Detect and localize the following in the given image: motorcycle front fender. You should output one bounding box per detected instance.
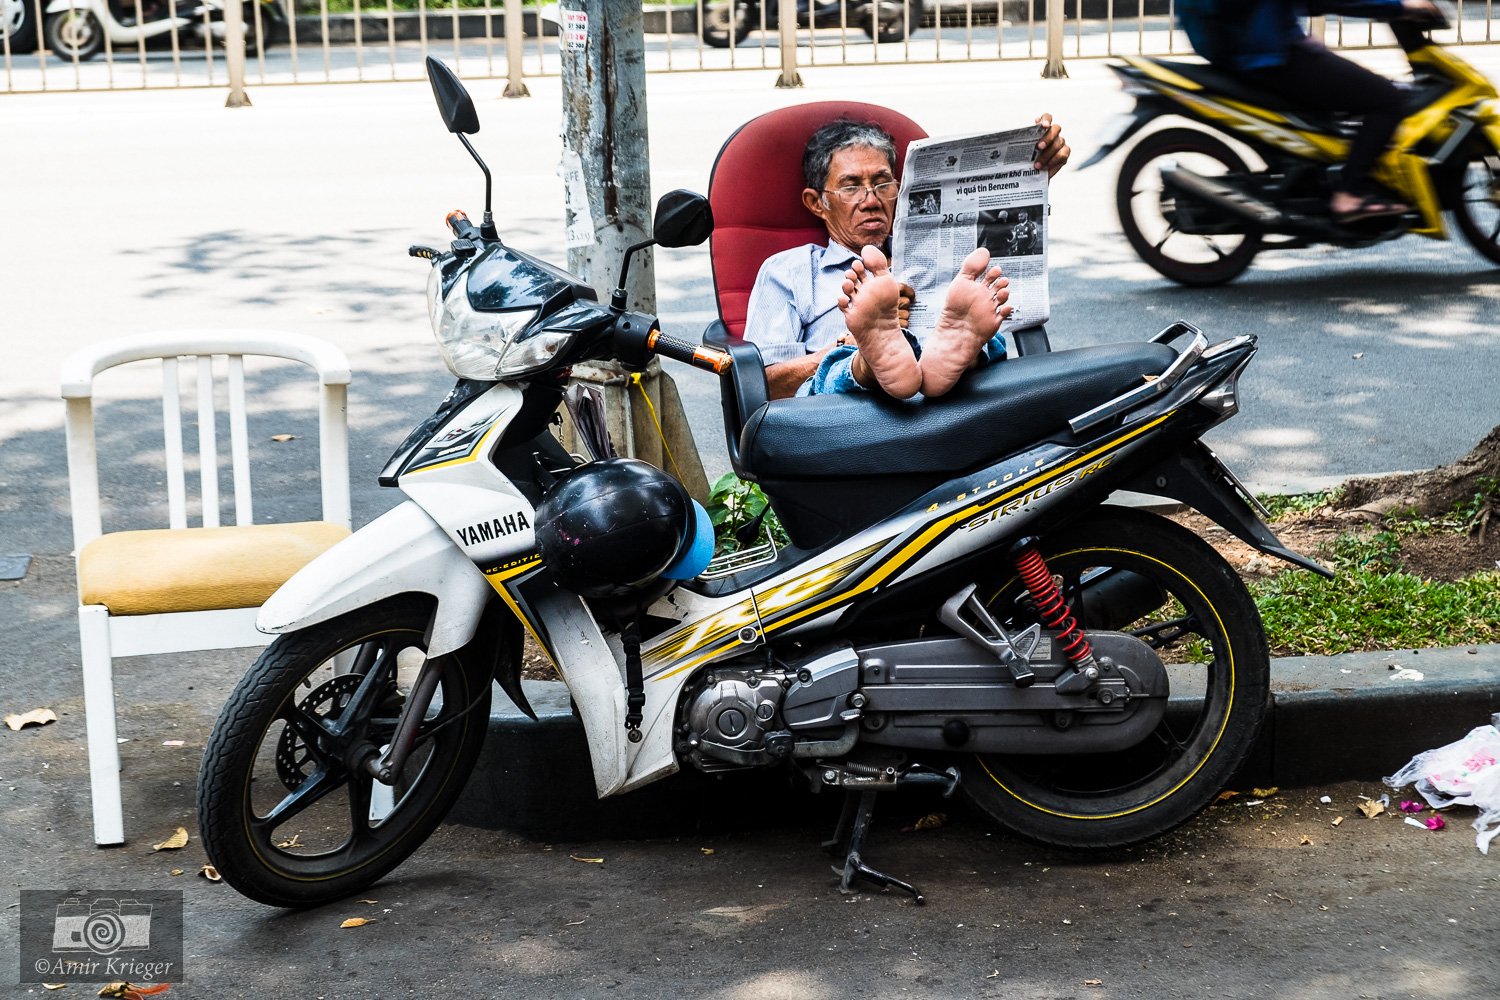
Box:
[44,0,90,13]
[257,500,493,657]
[1078,103,1162,171]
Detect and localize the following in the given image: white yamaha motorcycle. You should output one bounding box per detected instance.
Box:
[43,0,281,61]
[197,57,1328,908]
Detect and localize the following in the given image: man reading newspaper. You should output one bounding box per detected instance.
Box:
[742,115,1069,400]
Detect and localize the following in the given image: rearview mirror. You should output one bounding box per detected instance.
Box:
[426,56,480,135]
[653,190,713,248]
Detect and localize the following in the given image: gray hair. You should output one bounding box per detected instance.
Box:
[802,120,898,192]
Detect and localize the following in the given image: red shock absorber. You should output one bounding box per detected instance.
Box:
[1013,542,1095,668]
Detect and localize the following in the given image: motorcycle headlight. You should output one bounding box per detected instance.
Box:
[427,267,555,380]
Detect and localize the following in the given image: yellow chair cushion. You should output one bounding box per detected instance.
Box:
[78,521,352,616]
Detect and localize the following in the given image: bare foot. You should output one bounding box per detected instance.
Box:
[837,245,921,399]
[919,246,1011,398]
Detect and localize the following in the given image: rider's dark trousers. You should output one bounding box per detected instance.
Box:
[1233,38,1405,199]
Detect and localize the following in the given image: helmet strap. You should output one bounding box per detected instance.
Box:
[622,617,645,744]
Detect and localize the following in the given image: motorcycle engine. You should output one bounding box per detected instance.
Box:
[680,665,790,772]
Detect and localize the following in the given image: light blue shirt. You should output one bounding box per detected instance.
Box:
[742,241,861,365]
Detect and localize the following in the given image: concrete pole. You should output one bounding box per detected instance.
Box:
[503,0,529,98]
[776,0,802,88]
[1041,0,1067,80]
[223,0,251,107]
[560,0,654,309]
[556,0,708,501]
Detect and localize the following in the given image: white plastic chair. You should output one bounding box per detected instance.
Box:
[62,331,353,846]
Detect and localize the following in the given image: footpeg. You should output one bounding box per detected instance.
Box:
[940,583,1039,686]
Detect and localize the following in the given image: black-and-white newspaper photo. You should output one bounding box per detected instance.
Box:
[892,125,1050,341]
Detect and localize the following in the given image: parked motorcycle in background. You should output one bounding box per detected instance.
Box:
[2,0,40,52]
[1084,5,1500,285]
[43,0,283,61]
[701,0,924,47]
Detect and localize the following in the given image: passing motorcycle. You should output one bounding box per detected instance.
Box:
[701,0,923,47]
[197,56,1328,909]
[1083,7,1500,285]
[43,0,282,61]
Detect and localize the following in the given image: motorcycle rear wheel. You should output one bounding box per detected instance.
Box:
[700,1,751,47]
[1117,127,1262,286]
[1452,147,1500,265]
[959,508,1270,850]
[44,9,103,61]
[197,596,492,908]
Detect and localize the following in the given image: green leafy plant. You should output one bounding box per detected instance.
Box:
[705,473,788,556]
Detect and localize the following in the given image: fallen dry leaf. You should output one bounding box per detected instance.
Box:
[42,985,66,992]
[340,917,372,928]
[700,847,715,856]
[1084,979,1104,987]
[1332,816,1344,827]
[1299,835,1314,846]
[5,708,57,731]
[1216,790,1241,802]
[151,827,189,851]
[1252,787,1279,798]
[1358,799,1386,820]
[198,865,221,882]
[169,869,184,877]
[913,812,947,831]
[570,855,604,864]
[276,834,302,849]
[270,434,297,442]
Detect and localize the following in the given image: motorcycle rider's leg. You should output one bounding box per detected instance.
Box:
[1241,39,1407,220]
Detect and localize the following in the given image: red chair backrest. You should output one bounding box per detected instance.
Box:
[706,102,928,340]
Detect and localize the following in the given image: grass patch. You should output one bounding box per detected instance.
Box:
[1253,569,1500,656]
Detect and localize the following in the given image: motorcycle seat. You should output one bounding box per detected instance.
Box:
[734,340,1179,481]
[1147,58,1324,115]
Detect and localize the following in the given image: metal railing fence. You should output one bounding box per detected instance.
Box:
[2,1,1496,95]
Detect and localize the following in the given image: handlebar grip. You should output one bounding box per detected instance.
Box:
[446,210,481,241]
[647,330,732,375]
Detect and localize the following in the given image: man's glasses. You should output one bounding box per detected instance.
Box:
[822,180,900,205]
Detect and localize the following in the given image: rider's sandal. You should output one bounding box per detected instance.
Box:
[1332,195,1410,225]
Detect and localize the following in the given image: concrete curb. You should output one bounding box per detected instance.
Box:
[447,646,1499,840]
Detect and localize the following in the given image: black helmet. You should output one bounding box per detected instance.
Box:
[534,458,712,602]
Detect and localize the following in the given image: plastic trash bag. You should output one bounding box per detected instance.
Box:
[1386,714,1500,854]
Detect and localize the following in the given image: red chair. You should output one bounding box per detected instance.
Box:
[706,101,928,341]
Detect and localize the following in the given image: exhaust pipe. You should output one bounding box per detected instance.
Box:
[1159,162,1283,228]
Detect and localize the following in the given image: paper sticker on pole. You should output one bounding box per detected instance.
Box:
[564,9,588,52]
[559,148,597,249]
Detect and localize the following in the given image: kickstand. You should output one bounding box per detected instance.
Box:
[823,791,925,905]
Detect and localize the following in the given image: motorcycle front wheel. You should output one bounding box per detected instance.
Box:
[960,508,1270,850]
[1452,146,1500,265]
[44,9,103,60]
[197,596,493,908]
[700,1,751,47]
[1116,127,1262,286]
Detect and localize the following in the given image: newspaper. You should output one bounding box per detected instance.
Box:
[892,125,1049,341]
